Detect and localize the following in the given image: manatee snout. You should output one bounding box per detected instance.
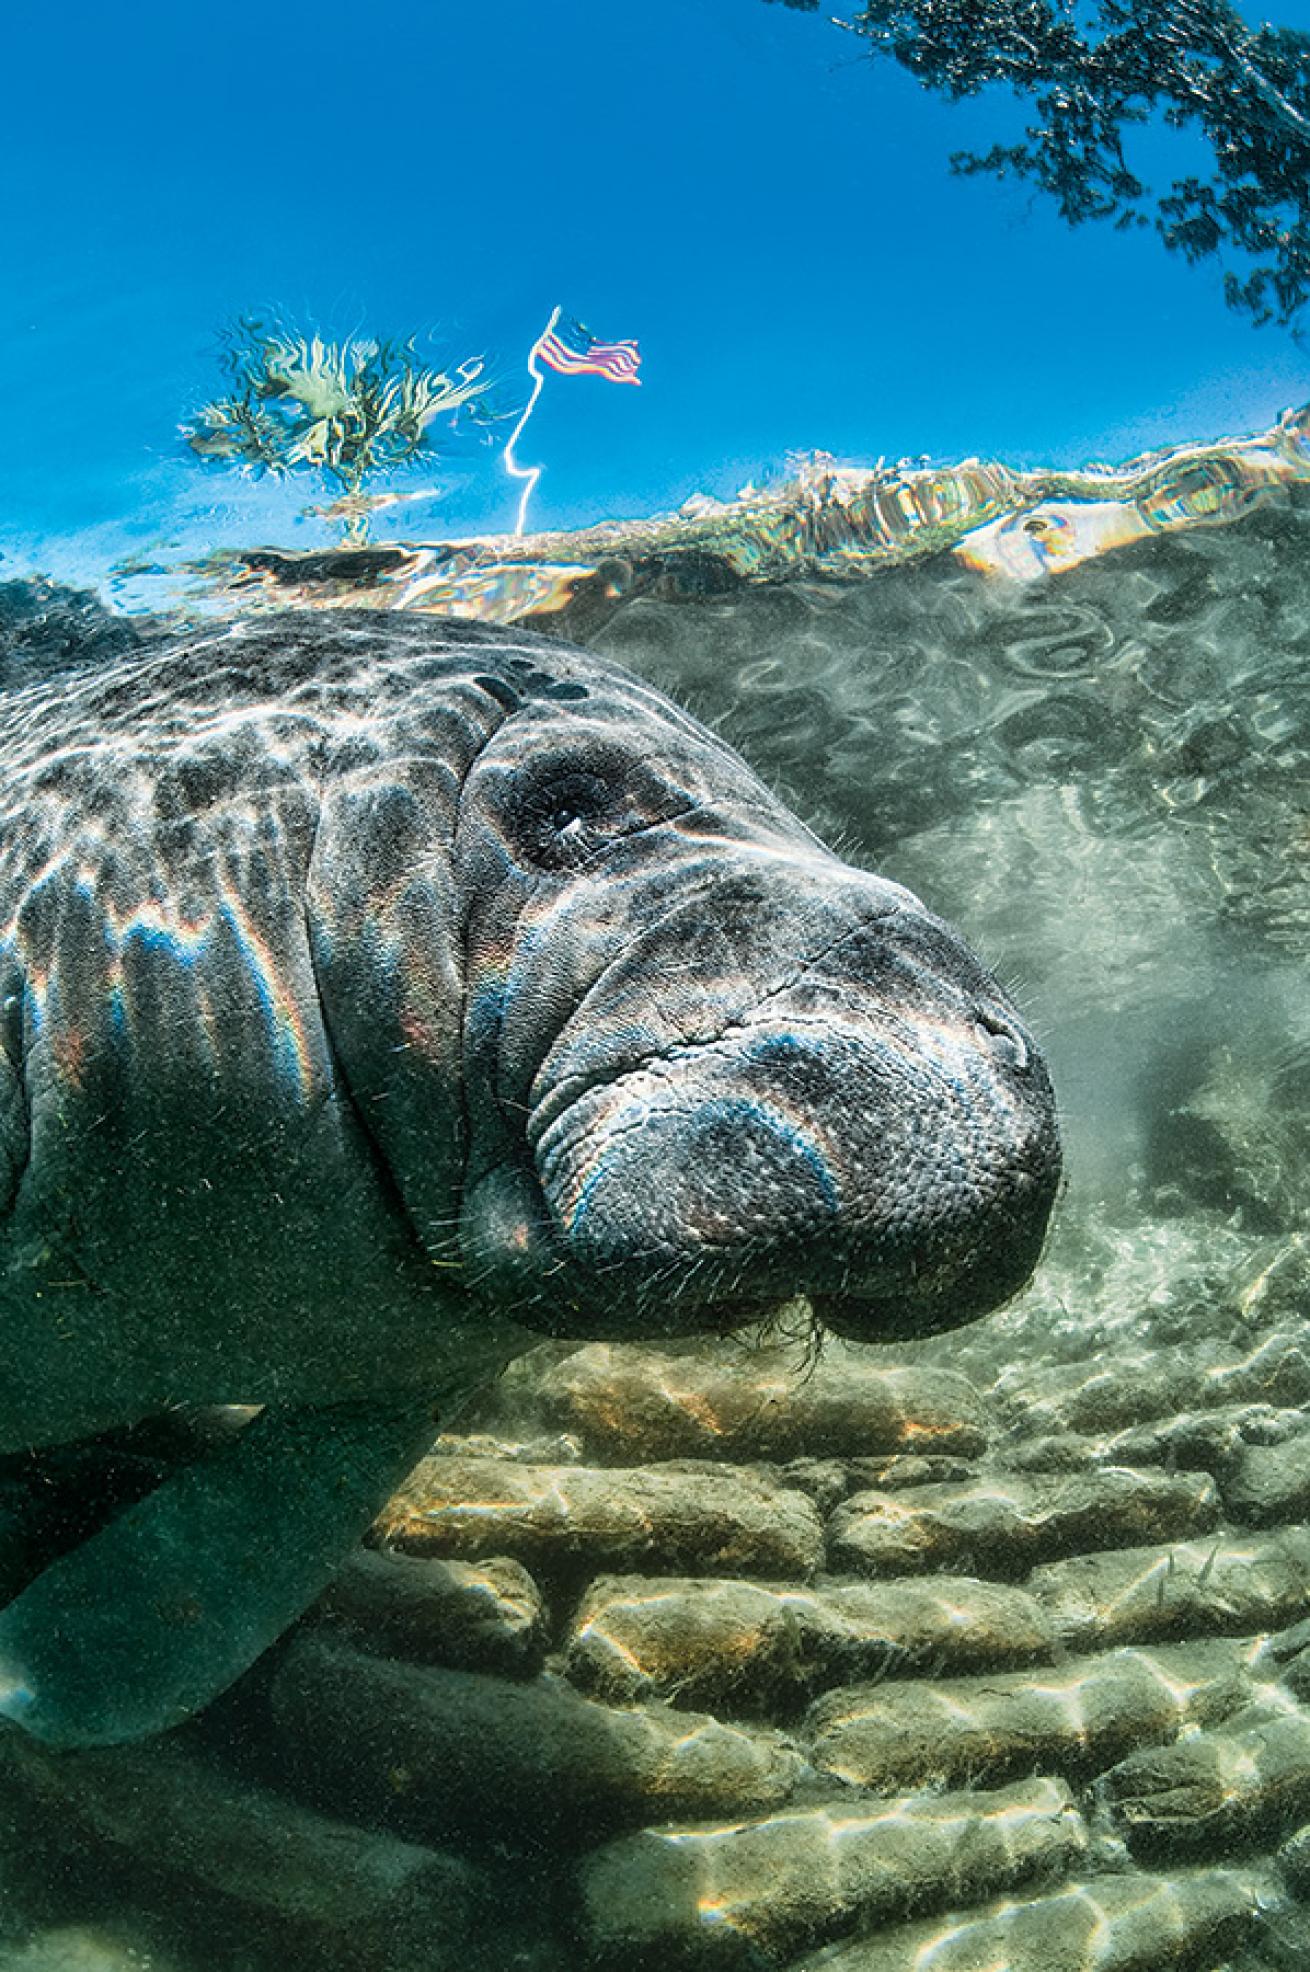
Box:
[463,898,1060,1343]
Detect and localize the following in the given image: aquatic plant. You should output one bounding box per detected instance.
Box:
[769,0,1310,330]
[183,321,496,541]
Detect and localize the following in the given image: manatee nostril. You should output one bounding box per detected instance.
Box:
[972,1008,1029,1073]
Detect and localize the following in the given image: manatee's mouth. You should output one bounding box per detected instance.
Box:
[457,1138,1056,1348]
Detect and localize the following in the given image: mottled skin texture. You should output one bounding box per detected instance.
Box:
[0,603,1059,1743]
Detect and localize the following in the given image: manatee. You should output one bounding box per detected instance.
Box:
[0,595,1060,1745]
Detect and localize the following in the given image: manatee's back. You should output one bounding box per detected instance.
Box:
[0,595,527,1444]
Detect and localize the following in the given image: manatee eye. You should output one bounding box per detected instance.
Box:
[539,772,607,831]
[516,766,616,869]
[501,740,685,873]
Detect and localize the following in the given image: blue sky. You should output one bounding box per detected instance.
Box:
[3,0,1308,584]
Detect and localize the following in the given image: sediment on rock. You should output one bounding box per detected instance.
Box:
[782,1868,1260,1972]
[1029,1529,1310,1648]
[480,1341,989,1464]
[577,1777,1088,1969]
[805,1641,1259,1793]
[565,1573,1057,1714]
[826,1466,1218,1580]
[269,1636,803,1847]
[375,1456,824,1579]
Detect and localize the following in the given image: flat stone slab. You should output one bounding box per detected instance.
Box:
[995,1355,1202,1438]
[487,1340,989,1463]
[578,1776,1087,1968]
[376,1456,823,1579]
[270,1636,803,1846]
[805,1641,1258,1793]
[790,1869,1259,1972]
[1101,1710,1310,1855]
[1028,1529,1310,1648]
[311,1549,548,1674]
[827,1467,1219,1580]
[565,1573,1056,1714]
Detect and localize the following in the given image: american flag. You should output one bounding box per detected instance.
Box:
[534,313,642,386]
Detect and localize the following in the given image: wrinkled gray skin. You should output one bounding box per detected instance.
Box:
[0,602,1059,1744]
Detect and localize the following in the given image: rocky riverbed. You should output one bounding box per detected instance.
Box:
[3,1262,1310,1972]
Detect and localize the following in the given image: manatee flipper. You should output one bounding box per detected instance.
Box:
[0,1398,437,1747]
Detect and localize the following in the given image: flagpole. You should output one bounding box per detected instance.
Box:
[502,305,560,538]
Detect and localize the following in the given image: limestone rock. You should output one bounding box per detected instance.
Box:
[1106,1404,1307,1476]
[1029,1529,1310,1650]
[1276,1652,1310,1708]
[995,1333,1310,1440]
[786,1869,1259,1972]
[430,1430,585,1465]
[565,1574,1056,1714]
[773,1461,851,1515]
[312,1549,547,1674]
[577,1777,1088,1968]
[827,1467,1219,1580]
[376,1456,823,1579]
[1188,1332,1310,1408]
[994,1353,1195,1438]
[1101,1710,1310,1855]
[1257,1613,1310,1673]
[806,1641,1257,1793]
[270,1636,803,1846]
[1224,1428,1310,1526]
[484,1341,989,1464]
